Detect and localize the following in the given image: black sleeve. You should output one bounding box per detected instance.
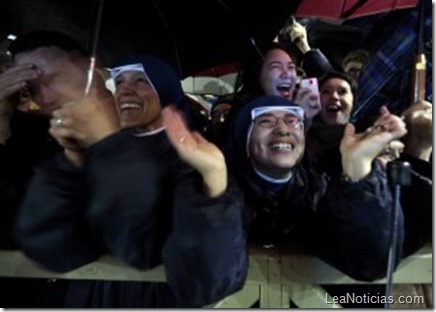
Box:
[85,131,248,307]
[162,174,248,307]
[314,162,404,281]
[13,153,102,272]
[387,154,433,256]
[400,164,432,257]
[0,143,19,248]
[84,131,167,270]
[301,49,335,78]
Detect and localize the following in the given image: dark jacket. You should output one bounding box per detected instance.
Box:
[0,111,69,308]
[0,111,58,248]
[307,117,432,258]
[15,128,247,307]
[225,95,404,281]
[399,153,432,257]
[301,49,335,78]
[14,53,247,307]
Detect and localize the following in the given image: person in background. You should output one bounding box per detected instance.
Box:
[0,30,100,308]
[232,42,320,123]
[204,93,234,149]
[341,49,370,81]
[305,71,357,167]
[389,100,432,309]
[281,18,334,78]
[317,71,357,126]
[398,100,432,257]
[311,73,431,307]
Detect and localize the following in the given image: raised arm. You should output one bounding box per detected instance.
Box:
[314,106,408,280]
[162,105,227,198]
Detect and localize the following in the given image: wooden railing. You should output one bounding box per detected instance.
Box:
[0,244,431,308]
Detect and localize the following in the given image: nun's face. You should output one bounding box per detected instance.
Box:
[248,109,305,179]
[114,70,163,131]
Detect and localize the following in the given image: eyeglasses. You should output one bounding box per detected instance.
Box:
[253,115,303,129]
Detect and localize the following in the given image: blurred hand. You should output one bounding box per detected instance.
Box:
[49,84,120,150]
[287,21,311,54]
[162,105,227,197]
[64,148,86,168]
[293,87,320,119]
[0,64,41,120]
[340,106,407,180]
[377,140,405,170]
[0,64,40,105]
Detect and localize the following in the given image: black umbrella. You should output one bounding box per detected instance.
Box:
[0,0,300,78]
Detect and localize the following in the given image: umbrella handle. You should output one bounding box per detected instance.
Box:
[410,53,426,105]
[410,0,427,106]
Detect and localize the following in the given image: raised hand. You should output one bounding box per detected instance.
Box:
[0,64,40,104]
[162,105,227,197]
[49,82,120,151]
[340,106,407,180]
[0,64,41,143]
[293,87,320,119]
[287,20,311,54]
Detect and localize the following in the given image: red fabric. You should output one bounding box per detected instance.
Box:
[295,0,419,19]
[194,62,240,77]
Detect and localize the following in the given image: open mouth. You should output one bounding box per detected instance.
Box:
[276,84,292,97]
[119,102,142,115]
[269,142,294,151]
[326,104,341,113]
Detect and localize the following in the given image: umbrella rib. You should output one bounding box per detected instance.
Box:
[342,0,370,19]
[215,0,264,60]
[152,0,182,77]
[85,0,104,95]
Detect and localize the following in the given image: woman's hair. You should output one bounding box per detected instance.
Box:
[318,71,358,96]
[341,49,370,71]
[234,42,297,102]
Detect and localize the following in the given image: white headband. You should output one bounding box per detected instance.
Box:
[110,63,146,81]
[246,105,305,157]
[248,105,303,183]
[251,106,305,120]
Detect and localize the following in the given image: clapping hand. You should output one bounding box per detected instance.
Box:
[49,82,120,166]
[340,106,407,180]
[162,105,227,197]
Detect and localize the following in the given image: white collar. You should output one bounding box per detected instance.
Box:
[132,126,166,137]
[252,166,292,184]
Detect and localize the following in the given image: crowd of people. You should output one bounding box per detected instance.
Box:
[0,8,432,308]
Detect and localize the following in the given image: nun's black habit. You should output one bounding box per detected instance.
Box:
[225,95,404,282]
[14,55,247,307]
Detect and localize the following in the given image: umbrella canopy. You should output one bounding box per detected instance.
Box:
[0,0,299,78]
[295,0,419,20]
[182,62,239,95]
